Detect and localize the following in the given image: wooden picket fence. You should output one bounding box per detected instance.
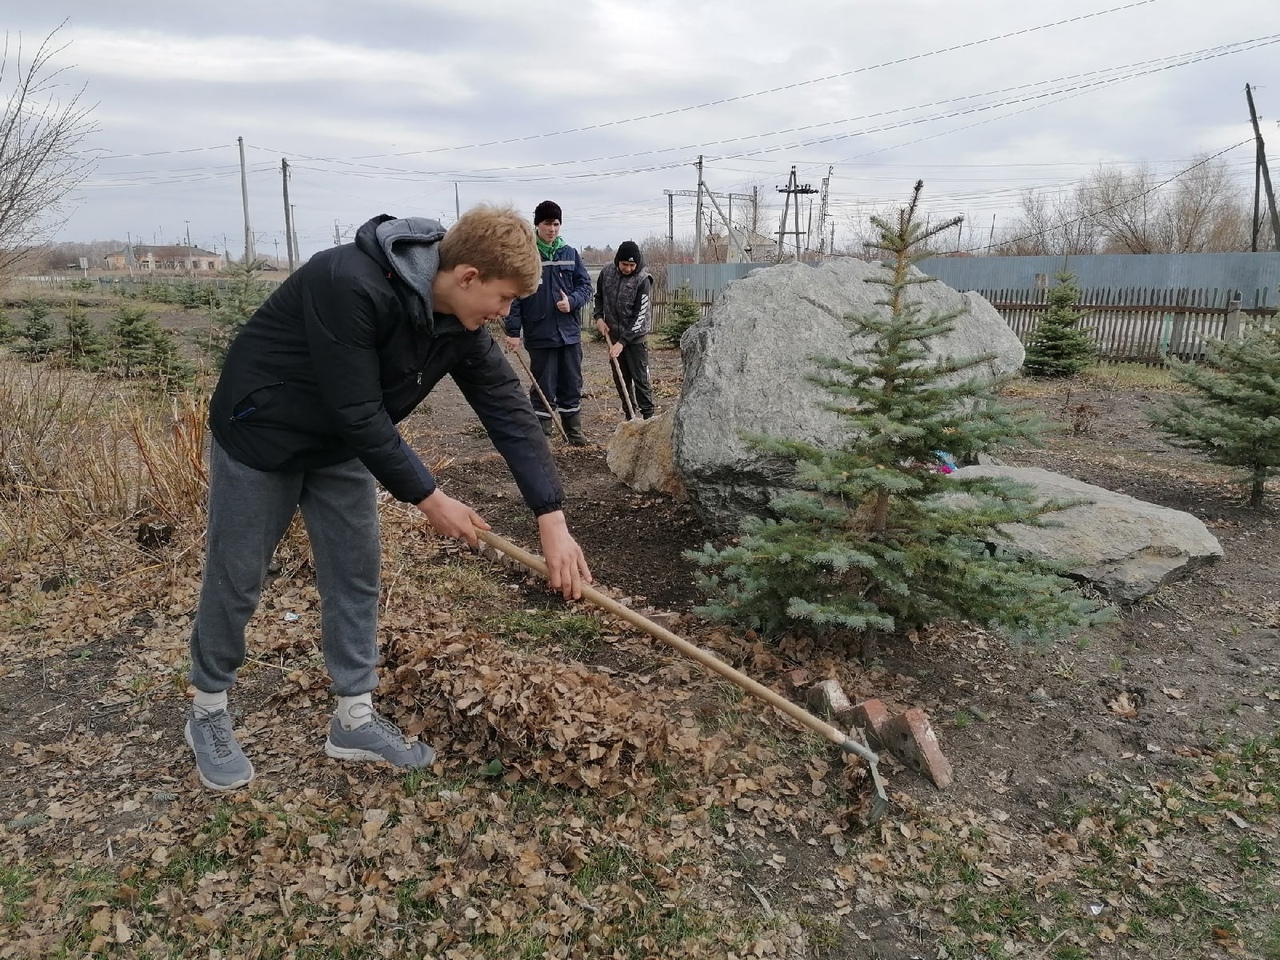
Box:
[979,286,1273,364]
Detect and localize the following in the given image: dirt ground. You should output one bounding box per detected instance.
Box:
[420,339,1280,954]
[2,307,1278,958]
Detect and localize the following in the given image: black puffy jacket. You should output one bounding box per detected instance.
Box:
[209,215,564,513]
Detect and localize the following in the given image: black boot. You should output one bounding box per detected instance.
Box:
[539,417,555,438]
[562,412,588,446]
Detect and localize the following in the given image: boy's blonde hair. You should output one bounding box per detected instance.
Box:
[440,205,541,296]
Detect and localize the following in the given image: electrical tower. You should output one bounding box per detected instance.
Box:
[815,166,833,256]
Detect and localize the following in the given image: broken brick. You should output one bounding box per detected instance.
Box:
[850,698,890,745]
[807,679,852,720]
[880,707,953,789]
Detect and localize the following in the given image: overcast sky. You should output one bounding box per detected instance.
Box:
[6,0,1279,262]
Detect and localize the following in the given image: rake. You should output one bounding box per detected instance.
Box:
[475,528,890,822]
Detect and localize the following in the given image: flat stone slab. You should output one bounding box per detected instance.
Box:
[955,465,1223,602]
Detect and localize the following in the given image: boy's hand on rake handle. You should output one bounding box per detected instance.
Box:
[536,510,592,600]
[416,489,490,547]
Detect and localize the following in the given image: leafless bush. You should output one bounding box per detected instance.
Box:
[0,357,207,564]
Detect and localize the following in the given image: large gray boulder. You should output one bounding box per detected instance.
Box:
[956,465,1223,602]
[673,259,1024,533]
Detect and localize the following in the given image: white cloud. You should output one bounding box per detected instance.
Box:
[5,0,1278,256]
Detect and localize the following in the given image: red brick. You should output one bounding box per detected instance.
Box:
[807,679,852,720]
[880,707,953,789]
[850,698,890,745]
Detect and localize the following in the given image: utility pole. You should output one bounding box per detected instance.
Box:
[667,192,675,256]
[281,158,296,272]
[665,185,754,262]
[184,220,191,248]
[775,172,791,260]
[238,136,255,264]
[694,155,704,264]
[1246,83,1280,253]
[334,220,341,246]
[776,167,818,260]
[291,205,300,264]
[700,182,747,261]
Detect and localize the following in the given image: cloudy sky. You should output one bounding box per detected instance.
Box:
[6,0,1279,262]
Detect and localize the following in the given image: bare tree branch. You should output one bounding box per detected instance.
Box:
[0,20,98,277]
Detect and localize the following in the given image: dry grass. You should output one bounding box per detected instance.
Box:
[0,356,208,566]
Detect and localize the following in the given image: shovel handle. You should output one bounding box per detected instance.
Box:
[475,528,856,751]
[600,329,637,421]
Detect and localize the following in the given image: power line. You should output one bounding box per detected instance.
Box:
[304,0,1162,162]
[244,34,1279,186]
[955,139,1254,253]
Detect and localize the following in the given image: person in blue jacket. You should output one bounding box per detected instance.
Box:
[502,201,594,445]
[185,205,592,791]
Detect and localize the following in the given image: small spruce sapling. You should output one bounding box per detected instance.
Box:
[1022,271,1095,377]
[18,299,55,359]
[658,283,702,349]
[688,181,1107,655]
[1151,325,1280,508]
[62,298,104,368]
[204,260,273,367]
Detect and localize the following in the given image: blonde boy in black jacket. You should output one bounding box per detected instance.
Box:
[187,206,591,790]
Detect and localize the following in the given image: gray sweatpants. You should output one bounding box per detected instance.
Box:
[188,439,381,697]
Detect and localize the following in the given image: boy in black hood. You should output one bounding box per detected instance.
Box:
[593,240,655,419]
[185,205,592,791]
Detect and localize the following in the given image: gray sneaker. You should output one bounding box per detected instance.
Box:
[324,707,435,768]
[184,708,255,790]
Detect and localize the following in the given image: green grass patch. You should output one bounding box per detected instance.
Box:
[483,608,605,659]
[0,863,35,924]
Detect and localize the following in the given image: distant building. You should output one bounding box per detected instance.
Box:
[104,244,225,272]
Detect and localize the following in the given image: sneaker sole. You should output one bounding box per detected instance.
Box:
[184,722,255,791]
[324,738,436,767]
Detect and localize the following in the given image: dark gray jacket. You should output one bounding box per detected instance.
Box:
[593,262,653,343]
